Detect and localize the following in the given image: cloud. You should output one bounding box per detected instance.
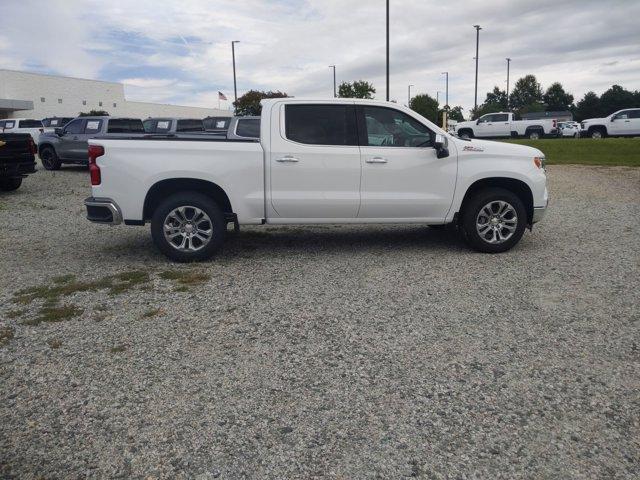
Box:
[1,0,638,115]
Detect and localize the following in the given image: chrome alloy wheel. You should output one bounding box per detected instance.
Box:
[476,200,518,244]
[163,206,213,252]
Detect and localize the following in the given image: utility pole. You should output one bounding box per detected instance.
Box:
[407,84,413,107]
[506,58,511,110]
[441,71,449,108]
[473,25,481,112]
[386,0,390,101]
[231,40,240,112]
[329,65,336,97]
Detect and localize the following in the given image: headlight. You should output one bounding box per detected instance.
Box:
[534,156,546,170]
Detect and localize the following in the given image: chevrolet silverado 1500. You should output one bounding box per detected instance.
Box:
[85,99,548,261]
[455,112,558,139]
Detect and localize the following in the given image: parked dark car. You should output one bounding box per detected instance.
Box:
[42,117,74,128]
[0,133,37,191]
[38,117,145,170]
[143,118,206,134]
[203,116,232,134]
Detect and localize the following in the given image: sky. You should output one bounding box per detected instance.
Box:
[0,0,638,115]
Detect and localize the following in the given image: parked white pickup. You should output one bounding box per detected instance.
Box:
[84,99,549,261]
[455,112,558,140]
[0,118,50,142]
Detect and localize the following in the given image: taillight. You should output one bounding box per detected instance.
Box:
[552,119,557,128]
[28,137,37,155]
[88,144,104,186]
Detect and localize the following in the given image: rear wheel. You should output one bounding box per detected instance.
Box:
[460,188,527,253]
[0,177,22,191]
[39,146,61,170]
[527,129,543,140]
[150,192,225,262]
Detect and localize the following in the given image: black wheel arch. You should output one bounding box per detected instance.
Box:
[143,178,233,222]
[587,125,607,136]
[524,126,544,136]
[458,177,534,227]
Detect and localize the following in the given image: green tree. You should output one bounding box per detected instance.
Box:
[79,110,109,116]
[409,93,439,123]
[599,85,636,115]
[543,82,574,111]
[447,106,465,122]
[574,91,602,121]
[337,80,376,99]
[509,74,543,112]
[233,90,288,116]
[485,86,507,107]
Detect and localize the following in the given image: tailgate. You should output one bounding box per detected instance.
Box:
[0,133,35,163]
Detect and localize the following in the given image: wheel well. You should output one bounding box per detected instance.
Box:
[143,178,233,221]
[525,126,543,134]
[588,125,606,134]
[458,128,473,136]
[459,177,534,225]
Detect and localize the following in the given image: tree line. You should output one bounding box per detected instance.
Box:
[472,75,640,121]
[232,77,639,123]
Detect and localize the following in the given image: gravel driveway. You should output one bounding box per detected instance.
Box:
[1,164,639,479]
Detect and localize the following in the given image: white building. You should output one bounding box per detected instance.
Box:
[0,69,231,120]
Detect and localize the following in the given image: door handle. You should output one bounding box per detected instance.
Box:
[366,157,388,164]
[624,120,630,123]
[276,155,299,163]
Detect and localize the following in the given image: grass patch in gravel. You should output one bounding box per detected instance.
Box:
[13,270,151,305]
[109,345,127,353]
[6,309,26,319]
[24,305,84,326]
[159,270,210,287]
[141,308,162,319]
[0,326,15,346]
[47,338,62,349]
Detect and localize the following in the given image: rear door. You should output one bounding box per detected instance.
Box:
[356,105,457,220]
[269,103,361,219]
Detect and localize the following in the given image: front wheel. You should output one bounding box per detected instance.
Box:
[0,177,22,191]
[590,128,605,139]
[460,188,527,253]
[39,146,61,170]
[150,192,225,262]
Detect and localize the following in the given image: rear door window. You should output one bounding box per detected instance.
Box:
[176,119,204,132]
[107,119,145,133]
[84,120,102,134]
[235,118,260,138]
[19,119,43,128]
[285,104,358,146]
[492,114,508,122]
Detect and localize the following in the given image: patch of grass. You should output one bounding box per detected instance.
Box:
[47,338,62,349]
[160,270,210,287]
[24,305,84,326]
[6,309,26,319]
[0,326,15,346]
[14,270,151,306]
[109,345,127,353]
[500,137,640,166]
[53,274,76,284]
[141,308,162,319]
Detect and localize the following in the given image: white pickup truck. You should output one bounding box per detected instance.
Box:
[455,112,558,140]
[84,99,548,261]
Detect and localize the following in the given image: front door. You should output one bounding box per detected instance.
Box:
[58,118,85,159]
[357,105,457,221]
[269,103,361,219]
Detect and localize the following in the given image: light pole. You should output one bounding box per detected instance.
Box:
[329,65,336,97]
[407,84,413,107]
[386,0,390,101]
[506,58,511,110]
[231,40,240,110]
[473,25,481,112]
[441,71,449,108]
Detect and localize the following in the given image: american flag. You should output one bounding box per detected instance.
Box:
[218,91,228,101]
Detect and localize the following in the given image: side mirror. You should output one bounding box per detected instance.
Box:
[55,127,64,136]
[476,119,481,125]
[434,133,449,159]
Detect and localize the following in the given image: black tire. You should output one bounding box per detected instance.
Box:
[458,129,473,139]
[0,177,22,191]
[150,192,225,262]
[39,146,61,170]
[460,187,527,253]
[590,127,606,139]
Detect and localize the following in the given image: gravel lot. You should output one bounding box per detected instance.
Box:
[1,164,639,479]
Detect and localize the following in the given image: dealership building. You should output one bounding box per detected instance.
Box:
[0,69,231,120]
